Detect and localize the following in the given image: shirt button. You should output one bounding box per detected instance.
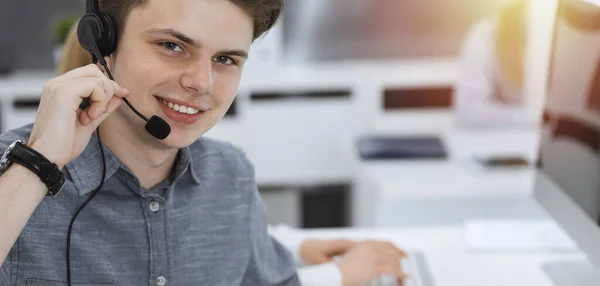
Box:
[149,201,160,212]
[156,276,166,286]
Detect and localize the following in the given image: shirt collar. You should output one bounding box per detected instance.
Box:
[66,133,201,196]
[153,145,201,189]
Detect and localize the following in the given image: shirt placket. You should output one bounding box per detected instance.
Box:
[144,191,170,286]
[118,170,171,286]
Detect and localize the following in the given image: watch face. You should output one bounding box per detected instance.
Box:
[0,152,9,174]
[0,140,22,175]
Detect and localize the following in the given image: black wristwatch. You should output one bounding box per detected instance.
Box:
[0,140,65,196]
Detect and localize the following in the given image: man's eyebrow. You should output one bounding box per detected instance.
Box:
[218,49,249,59]
[145,28,201,49]
[146,28,249,59]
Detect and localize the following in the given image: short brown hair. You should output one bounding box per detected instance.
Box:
[57,0,283,75]
[100,0,283,41]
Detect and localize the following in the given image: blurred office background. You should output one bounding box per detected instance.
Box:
[4,1,600,284]
[0,0,574,229]
[0,0,84,70]
[0,0,540,229]
[0,0,504,70]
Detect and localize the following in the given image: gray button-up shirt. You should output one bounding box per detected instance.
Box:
[0,124,300,286]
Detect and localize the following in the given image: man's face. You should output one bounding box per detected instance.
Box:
[108,0,253,148]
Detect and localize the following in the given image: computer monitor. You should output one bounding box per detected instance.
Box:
[534,0,600,268]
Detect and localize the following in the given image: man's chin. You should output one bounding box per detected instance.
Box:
[158,132,203,149]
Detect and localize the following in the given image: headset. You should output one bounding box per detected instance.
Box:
[65,0,171,285]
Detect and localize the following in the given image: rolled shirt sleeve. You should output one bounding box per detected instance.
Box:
[241,189,301,285]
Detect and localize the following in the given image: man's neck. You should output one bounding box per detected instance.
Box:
[99,116,178,190]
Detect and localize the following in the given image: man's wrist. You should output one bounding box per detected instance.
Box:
[27,141,64,170]
[5,140,67,197]
[3,163,48,198]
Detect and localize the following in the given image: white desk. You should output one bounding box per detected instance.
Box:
[301,226,598,286]
[344,128,600,285]
[351,128,548,227]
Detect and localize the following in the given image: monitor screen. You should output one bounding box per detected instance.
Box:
[538,0,600,225]
[535,0,600,267]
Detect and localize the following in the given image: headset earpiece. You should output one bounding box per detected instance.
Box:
[77,14,101,53]
[98,13,117,56]
[77,9,117,59]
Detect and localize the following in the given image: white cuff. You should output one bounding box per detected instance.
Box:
[298,262,343,286]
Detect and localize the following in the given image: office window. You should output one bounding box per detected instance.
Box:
[283,0,502,61]
[0,0,83,71]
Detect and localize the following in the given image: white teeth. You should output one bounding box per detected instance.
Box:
[178,105,188,114]
[159,98,201,114]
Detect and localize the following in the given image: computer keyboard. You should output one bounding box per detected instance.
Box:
[367,249,435,286]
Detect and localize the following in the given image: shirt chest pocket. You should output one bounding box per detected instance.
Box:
[168,197,253,284]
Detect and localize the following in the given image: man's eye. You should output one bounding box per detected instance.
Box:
[162,42,182,52]
[213,56,235,65]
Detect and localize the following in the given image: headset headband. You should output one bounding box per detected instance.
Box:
[87,0,101,14]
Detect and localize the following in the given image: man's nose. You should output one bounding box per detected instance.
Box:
[180,58,213,95]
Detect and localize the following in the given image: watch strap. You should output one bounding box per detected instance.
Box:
[7,141,65,196]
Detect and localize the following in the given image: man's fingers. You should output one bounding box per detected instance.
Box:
[371,245,399,262]
[89,95,124,128]
[112,81,130,98]
[370,241,406,260]
[399,271,408,281]
[59,63,107,81]
[82,79,129,120]
[79,110,91,125]
[397,248,408,258]
[58,64,129,99]
[56,64,110,89]
[86,85,108,120]
[379,261,405,283]
[382,242,408,258]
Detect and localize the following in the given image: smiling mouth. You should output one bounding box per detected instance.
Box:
[157,97,202,115]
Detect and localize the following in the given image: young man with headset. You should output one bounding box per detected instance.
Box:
[0,0,300,285]
[0,0,407,285]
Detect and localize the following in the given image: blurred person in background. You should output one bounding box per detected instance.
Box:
[55,19,411,286]
[453,0,534,128]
